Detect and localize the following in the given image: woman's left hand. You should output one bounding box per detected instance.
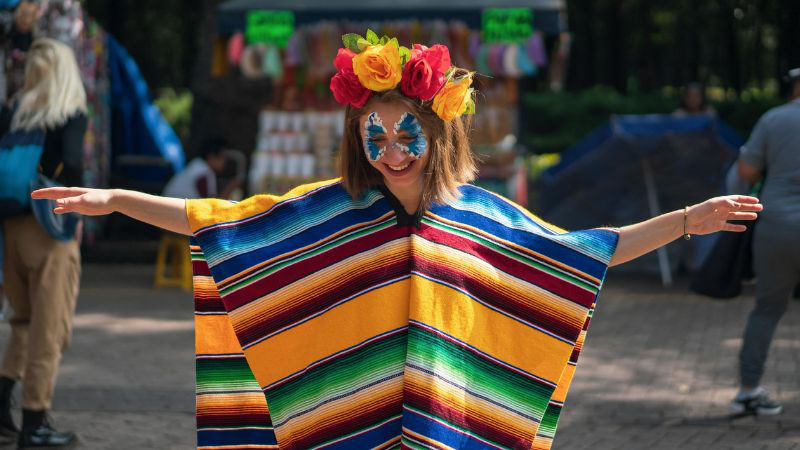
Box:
[687,195,763,235]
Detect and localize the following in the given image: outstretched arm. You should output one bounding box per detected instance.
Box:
[609,195,762,267]
[31,187,192,235]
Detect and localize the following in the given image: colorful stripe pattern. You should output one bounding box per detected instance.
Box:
[188,179,618,450]
[192,245,278,449]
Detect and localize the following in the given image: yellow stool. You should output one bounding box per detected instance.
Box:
[154,233,192,291]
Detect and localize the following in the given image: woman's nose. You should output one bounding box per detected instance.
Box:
[381,143,408,164]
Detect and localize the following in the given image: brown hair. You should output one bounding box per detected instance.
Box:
[336,86,478,211]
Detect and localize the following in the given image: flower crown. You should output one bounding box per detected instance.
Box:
[329,29,476,122]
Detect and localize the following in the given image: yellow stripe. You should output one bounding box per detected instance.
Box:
[195,315,244,355]
[228,239,408,337]
[411,237,590,334]
[409,275,574,382]
[187,179,341,233]
[550,363,576,402]
[243,280,411,387]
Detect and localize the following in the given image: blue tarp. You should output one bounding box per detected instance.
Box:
[108,35,184,179]
[540,113,743,229]
[539,114,744,275]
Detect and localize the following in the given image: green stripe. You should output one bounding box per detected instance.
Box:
[267,331,407,424]
[196,359,260,392]
[422,217,598,294]
[407,327,552,420]
[220,218,397,296]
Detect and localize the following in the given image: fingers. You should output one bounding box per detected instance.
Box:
[55,195,84,211]
[733,196,760,204]
[31,187,89,200]
[728,212,758,221]
[722,223,748,232]
[725,196,763,212]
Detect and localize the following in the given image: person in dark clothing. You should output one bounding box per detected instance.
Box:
[0,37,86,449]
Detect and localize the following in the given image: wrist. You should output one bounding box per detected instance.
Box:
[108,189,125,213]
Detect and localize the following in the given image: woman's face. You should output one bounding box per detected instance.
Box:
[360,101,431,195]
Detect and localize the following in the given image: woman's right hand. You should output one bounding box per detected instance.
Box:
[32,187,117,216]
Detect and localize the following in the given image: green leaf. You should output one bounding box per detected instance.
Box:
[399,46,411,65]
[366,29,379,45]
[387,37,399,50]
[379,36,389,45]
[357,38,371,51]
[342,33,362,52]
[464,96,476,115]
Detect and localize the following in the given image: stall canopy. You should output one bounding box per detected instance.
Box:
[218,0,567,35]
[538,114,742,284]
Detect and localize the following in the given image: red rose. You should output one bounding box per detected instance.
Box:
[400,44,452,101]
[334,48,356,72]
[330,68,371,108]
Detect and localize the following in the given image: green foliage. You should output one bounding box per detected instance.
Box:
[520,87,783,154]
[154,88,193,143]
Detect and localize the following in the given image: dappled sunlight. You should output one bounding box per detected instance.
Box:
[72,312,193,334]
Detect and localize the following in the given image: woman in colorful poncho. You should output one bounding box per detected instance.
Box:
[33,32,762,450]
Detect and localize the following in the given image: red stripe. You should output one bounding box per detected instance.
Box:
[418,225,596,307]
[222,225,408,311]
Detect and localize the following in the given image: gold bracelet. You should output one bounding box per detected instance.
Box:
[683,206,691,240]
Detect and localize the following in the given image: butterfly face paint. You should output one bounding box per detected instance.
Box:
[393,113,428,159]
[363,112,387,161]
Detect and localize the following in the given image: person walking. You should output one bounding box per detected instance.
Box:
[0,38,87,448]
[732,67,800,416]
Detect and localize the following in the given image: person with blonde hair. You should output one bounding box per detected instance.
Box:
[34,32,762,449]
[0,37,86,448]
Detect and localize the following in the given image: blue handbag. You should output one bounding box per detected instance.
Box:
[0,128,79,240]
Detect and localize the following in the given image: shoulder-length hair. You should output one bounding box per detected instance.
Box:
[337,84,478,211]
[12,38,87,132]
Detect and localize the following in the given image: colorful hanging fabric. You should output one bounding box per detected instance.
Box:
[188,179,619,450]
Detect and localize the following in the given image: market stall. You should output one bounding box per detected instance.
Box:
[212,0,569,204]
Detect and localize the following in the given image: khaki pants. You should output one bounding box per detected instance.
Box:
[1,215,80,410]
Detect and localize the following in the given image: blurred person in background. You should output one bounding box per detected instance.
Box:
[162,137,243,200]
[0,38,86,448]
[674,82,716,117]
[732,67,800,416]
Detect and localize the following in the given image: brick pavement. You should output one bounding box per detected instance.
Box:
[0,265,797,449]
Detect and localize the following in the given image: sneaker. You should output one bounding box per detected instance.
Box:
[731,387,783,416]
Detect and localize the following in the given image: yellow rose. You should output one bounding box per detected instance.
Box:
[352,43,403,92]
[432,75,473,121]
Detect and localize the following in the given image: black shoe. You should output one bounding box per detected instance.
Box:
[0,377,17,436]
[731,387,783,416]
[17,410,76,449]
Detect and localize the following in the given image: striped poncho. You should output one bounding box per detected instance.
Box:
[189,179,619,450]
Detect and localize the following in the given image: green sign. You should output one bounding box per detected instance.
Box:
[482,8,534,44]
[245,10,295,47]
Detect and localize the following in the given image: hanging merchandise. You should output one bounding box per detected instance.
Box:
[227,31,244,65]
[239,44,265,78]
[528,31,548,67]
[261,44,282,80]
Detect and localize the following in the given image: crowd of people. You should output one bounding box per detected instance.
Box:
[0,14,796,450]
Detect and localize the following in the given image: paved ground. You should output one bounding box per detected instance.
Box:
[0,264,798,449]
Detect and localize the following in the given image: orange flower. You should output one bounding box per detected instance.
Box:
[352,42,403,92]
[432,74,474,121]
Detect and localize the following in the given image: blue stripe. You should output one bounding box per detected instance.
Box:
[197,428,278,447]
[198,193,392,280]
[402,407,502,450]
[429,204,616,280]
